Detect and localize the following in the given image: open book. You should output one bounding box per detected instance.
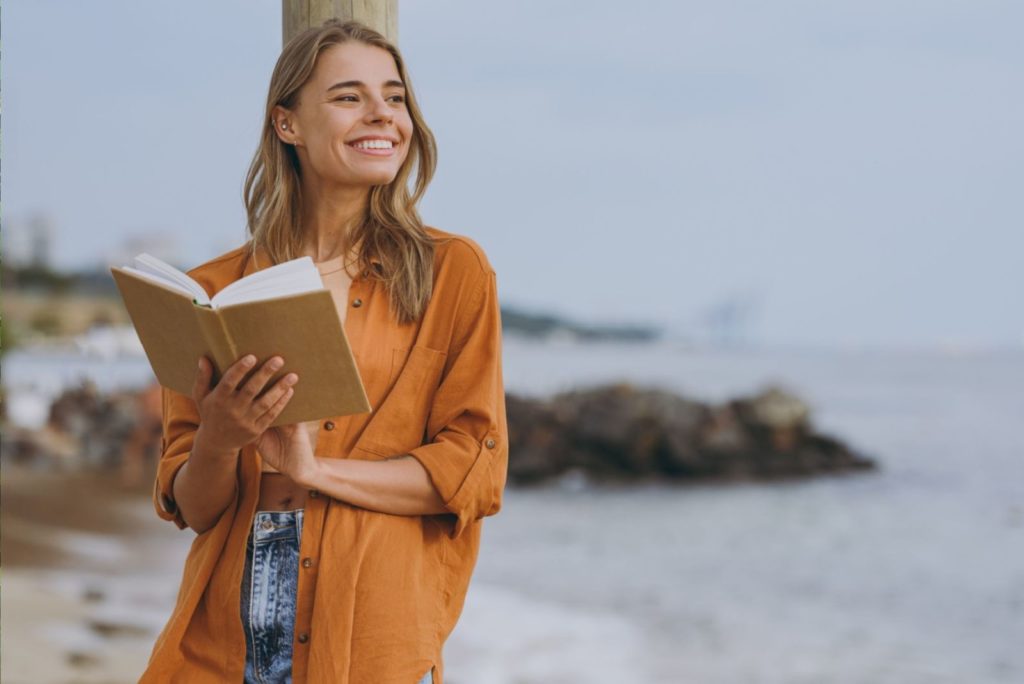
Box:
[111,252,371,427]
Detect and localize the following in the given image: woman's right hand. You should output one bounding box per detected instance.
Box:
[191,354,299,455]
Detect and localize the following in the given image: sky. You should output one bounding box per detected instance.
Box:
[3,0,1022,350]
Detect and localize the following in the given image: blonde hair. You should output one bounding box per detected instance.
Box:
[243,19,439,324]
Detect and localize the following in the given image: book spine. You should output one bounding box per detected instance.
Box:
[194,306,239,382]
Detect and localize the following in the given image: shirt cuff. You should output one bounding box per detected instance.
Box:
[154,451,191,530]
[407,429,505,540]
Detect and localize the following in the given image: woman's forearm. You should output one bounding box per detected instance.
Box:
[172,426,240,534]
[299,455,448,516]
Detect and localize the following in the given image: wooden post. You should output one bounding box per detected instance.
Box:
[283,0,398,45]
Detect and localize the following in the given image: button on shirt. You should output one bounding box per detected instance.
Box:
[142,226,508,684]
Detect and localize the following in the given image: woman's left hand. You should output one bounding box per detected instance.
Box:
[255,423,319,486]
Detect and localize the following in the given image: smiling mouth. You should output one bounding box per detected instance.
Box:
[347,139,397,151]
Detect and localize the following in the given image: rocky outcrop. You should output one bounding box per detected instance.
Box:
[2,381,162,486]
[506,383,876,485]
[4,380,876,488]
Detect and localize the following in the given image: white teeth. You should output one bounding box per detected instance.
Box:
[352,139,394,150]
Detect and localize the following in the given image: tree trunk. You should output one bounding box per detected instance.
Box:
[282,0,398,45]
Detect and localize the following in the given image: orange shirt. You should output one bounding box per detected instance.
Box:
[140,226,508,684]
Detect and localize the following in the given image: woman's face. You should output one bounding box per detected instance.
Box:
[276,42,414,189]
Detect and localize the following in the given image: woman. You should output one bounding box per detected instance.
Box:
[139,19,508,684]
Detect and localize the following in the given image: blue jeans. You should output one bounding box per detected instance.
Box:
[241,509,434,684]
[241,509,304,683]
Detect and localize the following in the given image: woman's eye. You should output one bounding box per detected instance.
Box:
[333,95,403,104]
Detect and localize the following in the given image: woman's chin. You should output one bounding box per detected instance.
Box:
[357,170,401,187]
[320,170,399,189]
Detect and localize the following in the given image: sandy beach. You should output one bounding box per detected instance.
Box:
[1,468,189,683]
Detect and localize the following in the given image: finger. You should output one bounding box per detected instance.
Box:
[255,385,295,429]
[252,373,298,415]
[215,354,258,394]
[192,356,213,403]
[256,387,294,431]
[239,356,286,401]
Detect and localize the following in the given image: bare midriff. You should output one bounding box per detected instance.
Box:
[257,472,310,510]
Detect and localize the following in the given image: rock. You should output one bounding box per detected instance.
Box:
[746,385,810,429]
[82,586,107,603]
[505,393,572,484]
[87,618,151,638]
[535,383,707,479]
[3,380,163,483]
[506,383,876,485]
[66,651,102,668]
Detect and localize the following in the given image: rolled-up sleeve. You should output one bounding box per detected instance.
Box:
[407,269,509,540]
[154,387,199,530]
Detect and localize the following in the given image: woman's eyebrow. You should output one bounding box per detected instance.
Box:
[327,79,406,92]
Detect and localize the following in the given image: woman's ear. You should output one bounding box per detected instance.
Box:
[271,105,299,145]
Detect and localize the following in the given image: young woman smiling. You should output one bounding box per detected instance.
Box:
[139,19,508,684]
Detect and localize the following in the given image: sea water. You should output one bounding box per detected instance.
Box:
[454,338,1024,684]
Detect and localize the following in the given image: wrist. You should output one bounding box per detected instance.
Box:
[194,425,240,461]
[295,456,323,490]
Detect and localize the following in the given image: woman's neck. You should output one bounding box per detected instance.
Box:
[299,180,370,262]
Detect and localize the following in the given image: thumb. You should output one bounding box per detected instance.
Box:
[193,356,213,404]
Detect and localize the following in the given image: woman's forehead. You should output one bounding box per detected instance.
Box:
[310,42,401,90]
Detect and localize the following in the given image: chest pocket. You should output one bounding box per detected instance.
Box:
[359,345,448,456]
[389,347,411,391]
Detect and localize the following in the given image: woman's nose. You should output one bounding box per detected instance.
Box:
[366,96,394,123]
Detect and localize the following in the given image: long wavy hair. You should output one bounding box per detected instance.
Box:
[243,19,439,324]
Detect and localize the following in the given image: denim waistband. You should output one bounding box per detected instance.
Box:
[250,508,304,544]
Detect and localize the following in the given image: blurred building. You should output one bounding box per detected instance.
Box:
[694,291,764,349]
[3,212,55,269]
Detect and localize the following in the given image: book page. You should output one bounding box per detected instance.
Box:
[123,254,210,305]
[211,256,324,308]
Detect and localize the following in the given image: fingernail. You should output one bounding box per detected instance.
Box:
[243,355,256,365]
[270,357,284,369]
[287,373,298,384]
